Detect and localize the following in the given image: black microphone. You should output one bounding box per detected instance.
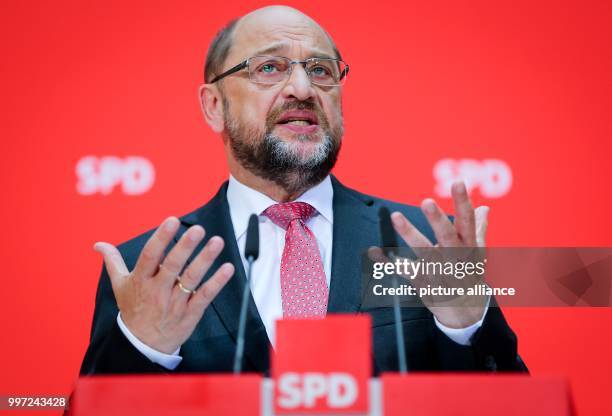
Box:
[244,214,260,261]
[378,207,408,374]
[233,214,259,374]
[378,207,398,258]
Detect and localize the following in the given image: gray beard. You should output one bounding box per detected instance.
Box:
[224,101,342,197]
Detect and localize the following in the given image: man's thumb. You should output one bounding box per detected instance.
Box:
[94,242,129,282]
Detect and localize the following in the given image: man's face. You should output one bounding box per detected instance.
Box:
[216,10,344,193]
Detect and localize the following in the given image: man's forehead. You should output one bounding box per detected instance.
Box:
[229,7,336,61]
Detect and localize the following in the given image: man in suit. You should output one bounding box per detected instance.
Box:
[81,5,527,375]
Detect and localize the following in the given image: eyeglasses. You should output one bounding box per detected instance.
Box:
[209,55,349,86]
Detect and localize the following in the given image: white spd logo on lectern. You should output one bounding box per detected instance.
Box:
[434,158,513,198]
[277,372,358,409]
[76,156,155,195]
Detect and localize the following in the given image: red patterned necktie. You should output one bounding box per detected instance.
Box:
[263,202,329,318]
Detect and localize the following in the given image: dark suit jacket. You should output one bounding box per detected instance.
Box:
[80,176,527,375]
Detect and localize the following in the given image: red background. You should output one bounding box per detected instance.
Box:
[1,0,611,414]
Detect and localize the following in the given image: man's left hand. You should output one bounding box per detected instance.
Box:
[390,181,490,329]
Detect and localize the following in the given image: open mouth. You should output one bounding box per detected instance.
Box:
[276,110,319,126]
[282,120,312,126]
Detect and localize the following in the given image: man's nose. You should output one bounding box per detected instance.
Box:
[281,63,316,101]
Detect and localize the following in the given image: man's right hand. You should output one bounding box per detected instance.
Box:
[93,216,234,354]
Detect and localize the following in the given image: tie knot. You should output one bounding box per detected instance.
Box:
[263,202,316,230]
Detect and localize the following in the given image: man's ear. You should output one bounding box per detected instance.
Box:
[199,84,224,133]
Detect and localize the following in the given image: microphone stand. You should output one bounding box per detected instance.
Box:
[379,207,408,374]
[233,214,259,374]
[233,255,254,374]
[390,253,407,374]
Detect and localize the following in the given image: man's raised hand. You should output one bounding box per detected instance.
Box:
[390,181,490,328]
[93,217,234,354]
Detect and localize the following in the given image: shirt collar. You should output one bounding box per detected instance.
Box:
[226,174,334,239]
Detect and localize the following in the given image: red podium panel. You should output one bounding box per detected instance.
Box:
[273,315,372,414]
[70,374,262,416]
[381,374,573,416]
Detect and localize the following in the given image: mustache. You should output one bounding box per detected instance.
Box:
[265,101,329,132]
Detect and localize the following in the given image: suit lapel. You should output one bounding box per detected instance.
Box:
[328,176,380,313]
[180,177,381,369]
[181,182,270,372]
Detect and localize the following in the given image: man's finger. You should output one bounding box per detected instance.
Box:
[175,236,225,297]
[367,246,389,263]
[185,262,234,321]
[474,206,490,247]
[93,242,129,287]
[133,217,180,279]
[420,199,462,247]
[157,225,206,290]
[451,181,476,246]
[390,212,433,259]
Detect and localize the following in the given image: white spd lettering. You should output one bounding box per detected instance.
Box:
[434,158,512,198]
[277,372,358,409]
[76,156,155,195]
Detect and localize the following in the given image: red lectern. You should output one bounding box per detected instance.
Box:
[70,374,261,415]
[71,315,574,415]
[382,374,573,416]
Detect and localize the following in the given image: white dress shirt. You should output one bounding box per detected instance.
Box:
[118,175,487,370]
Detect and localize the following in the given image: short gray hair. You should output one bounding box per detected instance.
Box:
[204,17,343,84]
[204,18,239,83]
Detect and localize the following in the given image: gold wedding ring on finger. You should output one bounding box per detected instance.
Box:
[176,275,197,295]
[158,263,196,295]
